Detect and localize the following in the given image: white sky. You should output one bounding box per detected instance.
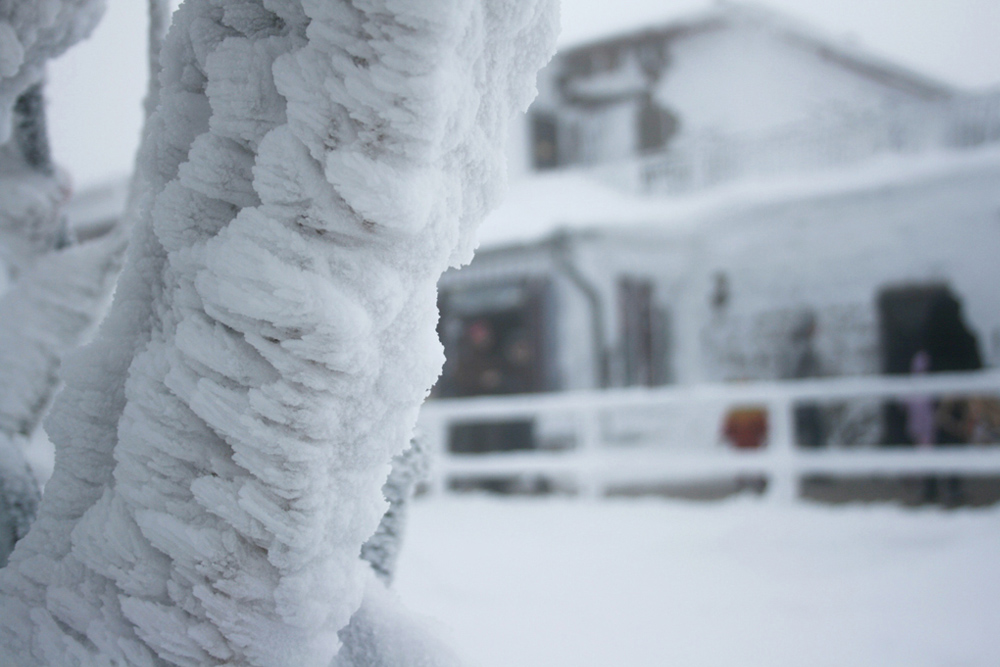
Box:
[46,0,1000,191]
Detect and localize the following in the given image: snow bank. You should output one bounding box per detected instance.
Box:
[395,497,1000,667]
[0,0,557,665]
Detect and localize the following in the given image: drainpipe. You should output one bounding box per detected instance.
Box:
[548,230,611,389]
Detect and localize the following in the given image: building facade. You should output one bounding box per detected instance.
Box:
[433,5,1000,464]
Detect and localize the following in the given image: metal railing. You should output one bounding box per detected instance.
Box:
[417,370,1000,502]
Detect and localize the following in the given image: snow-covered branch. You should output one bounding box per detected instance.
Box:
[360,440,428,586]
[144,0,171,121]
[0,0,557,664]
[0,1,105,143]
[0,0,107,567]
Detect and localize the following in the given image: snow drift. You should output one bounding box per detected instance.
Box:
[0,0,557,665]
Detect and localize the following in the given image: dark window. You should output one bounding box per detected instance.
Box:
[531,112,559,170]
[448,421,535,454]
[436,279,553,398]
[636,93,679,154]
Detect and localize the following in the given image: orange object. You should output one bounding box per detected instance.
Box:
[723,406,769,449]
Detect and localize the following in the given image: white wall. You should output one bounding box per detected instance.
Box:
[658,23,931,136]
[687,159,1000,380]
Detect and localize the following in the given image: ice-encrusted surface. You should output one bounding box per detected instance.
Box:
[0,0,557,664]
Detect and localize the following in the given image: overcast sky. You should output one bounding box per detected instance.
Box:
[46,0,1000,191]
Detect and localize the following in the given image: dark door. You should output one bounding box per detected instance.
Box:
[878,284,982,444]
[618,277,669,386]
[878,285,981,375]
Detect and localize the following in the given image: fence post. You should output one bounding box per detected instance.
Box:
[421,411,448,497]
[766,394,797,504]
[576,408,603,498]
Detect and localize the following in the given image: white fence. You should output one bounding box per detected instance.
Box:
[417,370,1000,503]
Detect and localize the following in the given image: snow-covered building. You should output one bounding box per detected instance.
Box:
[432,4,1000,466]
[61,4,1000,497]
[440,157,1000,393]
[511,2,995,184]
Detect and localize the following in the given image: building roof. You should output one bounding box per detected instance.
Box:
[556,2,956,100]
[475,147,1000,250]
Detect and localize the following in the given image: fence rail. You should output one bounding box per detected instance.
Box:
[417,370,1000,502]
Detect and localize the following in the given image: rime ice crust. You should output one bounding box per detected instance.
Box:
[0,0,557,665]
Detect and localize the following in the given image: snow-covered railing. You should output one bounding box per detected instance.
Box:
[417,370,1000,503]
[622,94,1000,195]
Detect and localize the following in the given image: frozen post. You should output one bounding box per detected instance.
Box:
[766,393,798,504]
[576,407,604,498]
[0,0,558,665]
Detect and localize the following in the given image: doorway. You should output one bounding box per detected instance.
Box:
[877,284,982,444]
[878,284,981,375]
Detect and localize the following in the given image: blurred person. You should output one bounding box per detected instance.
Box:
[905,350,935,447]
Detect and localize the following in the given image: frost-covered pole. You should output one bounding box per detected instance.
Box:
[0,0,557,665]
[144,0,171,121]
[0,1,106,565]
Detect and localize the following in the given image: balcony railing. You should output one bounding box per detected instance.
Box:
[417,370,1000,503]
[585,93,1000,195]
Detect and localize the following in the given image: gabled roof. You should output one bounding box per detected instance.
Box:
[556,2,955,101]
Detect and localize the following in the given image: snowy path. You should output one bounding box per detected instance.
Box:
[394,497,1000,667]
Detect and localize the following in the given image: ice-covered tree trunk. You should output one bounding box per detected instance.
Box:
[0,1,106,565]
[0,0,557,665]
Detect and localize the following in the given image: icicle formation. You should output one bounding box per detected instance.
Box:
[0,0,557,665]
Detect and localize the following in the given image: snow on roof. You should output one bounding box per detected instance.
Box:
[475,170,695,249]
[476,147,1000,250]
[557,2,954,99]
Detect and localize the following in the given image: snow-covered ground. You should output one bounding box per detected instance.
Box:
[394,496,1000,667]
